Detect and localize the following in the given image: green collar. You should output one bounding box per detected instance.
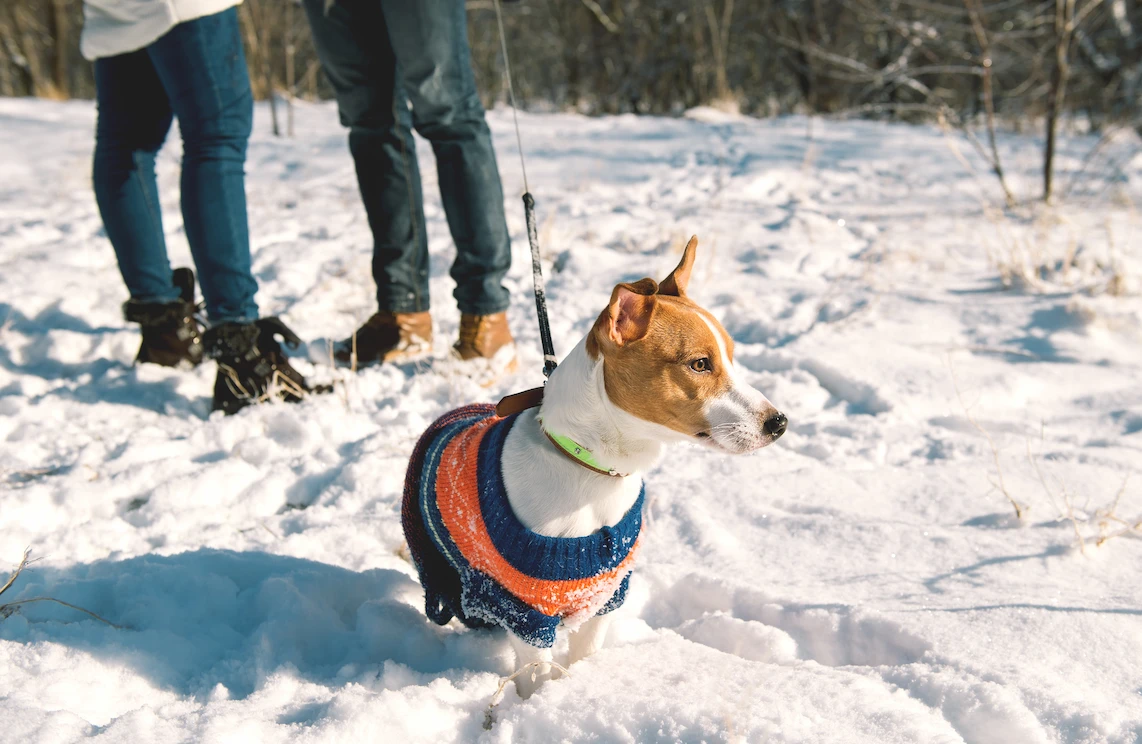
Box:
[539,424,629,478]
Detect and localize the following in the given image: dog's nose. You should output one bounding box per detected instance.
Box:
[763,412,787,439]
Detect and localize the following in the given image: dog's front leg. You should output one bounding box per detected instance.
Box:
[508,632,556,699]
[567,613,612,667]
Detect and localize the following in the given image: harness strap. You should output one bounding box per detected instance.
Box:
[495,386,544,418]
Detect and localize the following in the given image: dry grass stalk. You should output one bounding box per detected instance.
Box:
[264,368,308,403]
[981,204,1129,295]
[1026,425,1084,552]
[1028,432,1138,552]
[947,353,1026,519]
[0,547,31,598]
[1026,428,1063,516]
[1,597,123,628]
[220,362,317,409]
[935,113,1005,213]
[483,659,572,730]
[1102,219,1135,298]
[1059,482,1087,556]
[219,363,254,402]
[0,548,122,629]
[1094,474,1140,547]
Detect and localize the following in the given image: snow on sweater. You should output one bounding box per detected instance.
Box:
[81,0,242,61]
[402,404,644,648]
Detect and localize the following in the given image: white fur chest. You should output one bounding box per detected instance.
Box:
[500,410,644,538]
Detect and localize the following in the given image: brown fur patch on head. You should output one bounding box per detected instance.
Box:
[593,293,734,436]
[587,236,736,436]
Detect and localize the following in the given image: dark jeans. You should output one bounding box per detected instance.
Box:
[93,7,258,325]
[303,0,511,315]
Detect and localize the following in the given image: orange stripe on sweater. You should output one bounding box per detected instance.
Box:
[435,417,639,618]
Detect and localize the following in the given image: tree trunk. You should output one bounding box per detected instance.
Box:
[1044,0,1075,203]
[964,0,1015,207]
[241,0,280,136]
[49,0,69,98]
[704,0,734,101]
[0,18,18,96]
[9,5,47,97]
[285,0,295,137]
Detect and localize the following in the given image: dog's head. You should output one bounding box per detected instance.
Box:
[586,236,786,454]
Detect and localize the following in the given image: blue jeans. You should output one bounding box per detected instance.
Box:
[303,0,511,315]
[93,8,258,325]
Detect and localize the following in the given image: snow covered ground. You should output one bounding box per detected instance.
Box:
[1,98,1141,743]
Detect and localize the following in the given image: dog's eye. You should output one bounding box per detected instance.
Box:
[689,357,712,373]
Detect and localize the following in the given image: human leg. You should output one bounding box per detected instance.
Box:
[302,0,430,315]
[93,50,203,367]
[146,7,258,326]
[146,9,317,411]
[92,49,178,305]
[380,0,511,317]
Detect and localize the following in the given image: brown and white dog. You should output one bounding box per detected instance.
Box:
[496,235,786,696]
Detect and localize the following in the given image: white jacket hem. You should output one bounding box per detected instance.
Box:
[81,0,242,61]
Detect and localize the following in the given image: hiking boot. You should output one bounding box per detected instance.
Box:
[452,312,518,384]
[454,312,515,361]
[122,267,204,368]
[204,317,319,415]
[332,310,432,368]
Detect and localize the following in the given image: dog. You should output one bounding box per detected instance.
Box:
[402,236,787,698]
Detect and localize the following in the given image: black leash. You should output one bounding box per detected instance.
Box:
[493,0,557,378]
[523,193,557,377]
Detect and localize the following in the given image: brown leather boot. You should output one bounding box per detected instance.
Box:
[333,310,432,367]
[453,312,515,361]
[452,314,518,386]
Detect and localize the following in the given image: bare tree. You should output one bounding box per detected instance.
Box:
[1044,0,1107,202]
[239,0,281,136]
[285,0,296,137]
[48,0,68,97]
[964,0,1015,207]
[703,0,735,103]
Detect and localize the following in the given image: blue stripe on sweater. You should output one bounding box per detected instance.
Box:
[476,414,645,582]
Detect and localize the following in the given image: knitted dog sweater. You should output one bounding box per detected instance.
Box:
[402,404,644,648]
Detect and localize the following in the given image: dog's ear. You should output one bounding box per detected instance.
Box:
[659,235,698,297]
[589,283,658,355]
[626,277,659,296]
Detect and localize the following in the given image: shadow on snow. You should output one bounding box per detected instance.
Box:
[0,549,510,700]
